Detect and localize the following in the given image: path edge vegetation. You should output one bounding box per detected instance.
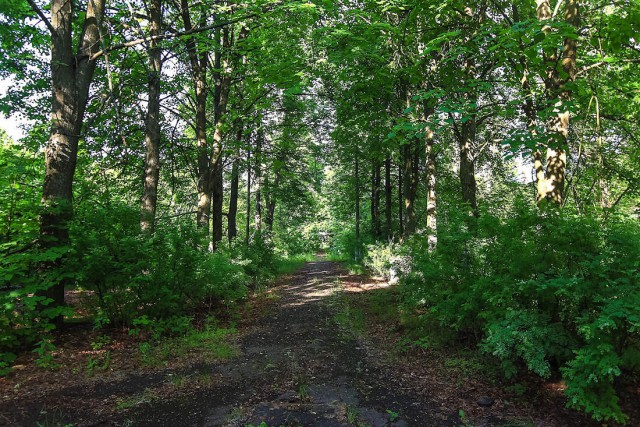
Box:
[1,0,639,424]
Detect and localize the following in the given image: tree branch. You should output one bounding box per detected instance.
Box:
[576,58,640,77]
[26,0,56,35]
[91,13,254,60]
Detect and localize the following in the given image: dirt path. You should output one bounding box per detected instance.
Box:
[0,259,610,426]
[111,259,455,426]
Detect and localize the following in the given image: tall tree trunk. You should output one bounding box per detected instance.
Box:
[403,143,417,237]
[384,154,392,241]
[228,157,239,242]
[459,116,479,218]
[228,123,243,242]
[265,171,280,231]
[398,160,403,237]
[355,150,361,261]
[211,28,234,248]
[228,129,240,242]
[254,128,264,232]
[425,125,437,250]
[245,143,251,245]
[370,161,381,238]
[140,0,163,233]
[181,0,210,232]
[535,0,579,206]
[39,0,106,315]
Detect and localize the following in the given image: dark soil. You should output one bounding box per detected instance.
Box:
[0,259,622,426]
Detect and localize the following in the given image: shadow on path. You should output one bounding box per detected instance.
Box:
[118,259,457,426]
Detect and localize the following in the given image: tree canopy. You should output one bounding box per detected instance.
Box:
[1,0,639,423]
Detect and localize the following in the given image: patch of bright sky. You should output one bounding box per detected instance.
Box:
[0,78,27,141]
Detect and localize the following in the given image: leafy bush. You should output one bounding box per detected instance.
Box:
[363,242,398,279]
[230,232,277,285]
[399,204,640,423]
[328,228,368,262]
[69,203,251,324]
[273,224,322,256]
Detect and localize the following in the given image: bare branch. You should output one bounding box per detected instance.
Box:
[576,58,640,77]
[26,0,56,35]
[91,14,254,60]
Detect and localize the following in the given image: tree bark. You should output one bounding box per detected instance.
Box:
[459,116,479,218]
[265,171,280,231]
[227,120,244,243]
[355,150,361,261]
[535,0,579,206]
[228,157,239,242]
[228,124,242,242]
[425,125,437,250]
[181,0,210,232]
[245,142,251,245]
[370,160,381,238]
[254,127,264,231]
[140,0,163,233]
[384,154,392,241]
[398,159,403,237]
[403,143,417,237]
[210,28,233,248]
[40,0,106,314]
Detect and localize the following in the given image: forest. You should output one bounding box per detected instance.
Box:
[1,0,639,425]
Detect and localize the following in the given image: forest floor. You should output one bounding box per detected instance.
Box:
[0,258,600,426]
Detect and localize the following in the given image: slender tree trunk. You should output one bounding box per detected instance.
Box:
[384,154,392,241]
[403,143,417,236]
[370,161,381,238]
[228,154,239,242]
[425,126,437,250]
[210,29,233,248]
[140,0,163,233]
[355,150,361,261]
[228,123,243,242]
[245,143,251,245]
[40,0,106,315]
[254,128,264,232]
[265,171,280,231]
[374,161,381,237]
[181,0,210,232]
[459,116,479,218]
[398,160,403,237]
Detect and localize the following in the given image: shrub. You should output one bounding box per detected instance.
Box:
[68,204,253,324]
[363,242,398,279]
[399,205,640,423]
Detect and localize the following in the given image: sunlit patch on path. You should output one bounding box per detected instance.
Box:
[116,259,456,426]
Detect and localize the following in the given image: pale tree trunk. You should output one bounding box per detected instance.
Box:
[140,0,163,233]
[425,125,437,250]
[535,0,579,205]
[254,128,264,232]
[403,143,417,237]
[384,154,392,241]
[181,0,210,232]
[39,0,106,314]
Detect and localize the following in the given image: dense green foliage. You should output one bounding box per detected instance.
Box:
[396,208,639,422]
[1,0,639,422]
